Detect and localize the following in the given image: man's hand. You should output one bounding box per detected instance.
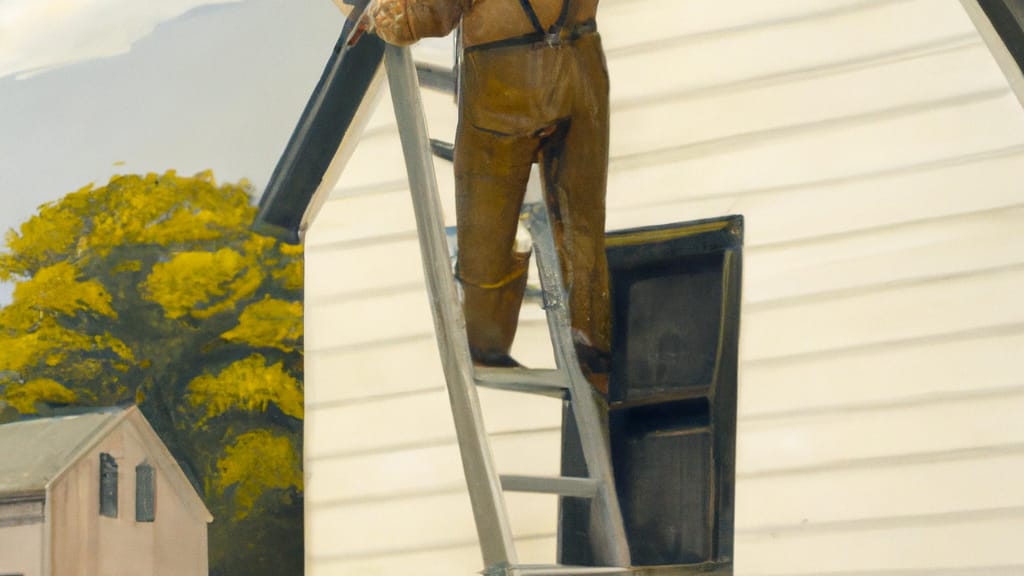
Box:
[367,0,415,46]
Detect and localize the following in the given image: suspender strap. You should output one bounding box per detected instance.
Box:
[552,0,570,34]
[517,0,546,34]
[517,0,571,36]
[463,19,595,53]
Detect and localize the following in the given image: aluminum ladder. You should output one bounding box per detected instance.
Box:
[384,44,631,576]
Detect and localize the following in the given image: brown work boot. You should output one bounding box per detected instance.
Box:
[470,349,524,369]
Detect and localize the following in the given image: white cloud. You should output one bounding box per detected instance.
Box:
[0,0,244,80]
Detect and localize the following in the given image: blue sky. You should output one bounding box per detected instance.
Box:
[0,0,346,301]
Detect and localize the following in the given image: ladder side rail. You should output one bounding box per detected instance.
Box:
[521,198,632,568]
[384,44,518,568]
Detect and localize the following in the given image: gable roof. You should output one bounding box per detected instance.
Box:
[0,407,212,522]
[0,408,122,499]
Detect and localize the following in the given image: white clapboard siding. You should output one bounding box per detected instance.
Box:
[611,145,1024,244]
[307,429,563,505]
[309,491,560,559]
[735,514,1024,575]
[304,0,1024,574]
[737,449,1024,528]
[312,538,558,576]
[740,327,1024,418]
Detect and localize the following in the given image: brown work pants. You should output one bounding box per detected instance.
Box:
[454,32,611,363]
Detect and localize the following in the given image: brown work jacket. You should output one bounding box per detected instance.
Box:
[373,0,599,48]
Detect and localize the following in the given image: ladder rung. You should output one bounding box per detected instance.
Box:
[473,367,568,398]
[500,475,598,498]
[508,564,628,576]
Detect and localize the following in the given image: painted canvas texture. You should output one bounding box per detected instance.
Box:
[301,0,1024,575]
[0,1,346,575]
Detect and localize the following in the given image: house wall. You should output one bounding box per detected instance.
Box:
[304,0,1024,574]
[49,418,208,576]
[0,500,44,576]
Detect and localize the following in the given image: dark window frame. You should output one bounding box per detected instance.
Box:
[135,462,156,523]
[560,216,743,569]
[99,453,118,518]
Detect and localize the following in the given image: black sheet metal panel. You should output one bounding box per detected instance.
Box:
[560,216,743,572]
[253,0,385,244]
[978,0,1024,73]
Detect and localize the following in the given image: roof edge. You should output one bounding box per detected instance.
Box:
[122,409,214,523]
[0,489,46,502]
[44,408,132,493]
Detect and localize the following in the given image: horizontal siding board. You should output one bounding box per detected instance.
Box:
[312,544,483,571]
[304,320,554,409]
[307,429,561,505]
[741,566,1024,576]
[609,41,999,160]
[606,0,974,105]
[305,339,441,406]
[306,390,455,459]
[309,491,558,559]
[739,329,1024,417]
[305,238,424,302]
[307,388,561,459]
[598,0,886,55]
[312,537,556,573]
[737,390,1024,474]
[305,191,417,249]
[610,146,1024,248]
[306,290,436,351]
[743,204,1024,305]
[733,513,1024,575]
[741,266,1024,362]
[736,451,1024,528]
[607,93,1024,210]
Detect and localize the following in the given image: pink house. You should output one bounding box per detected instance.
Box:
[0,407,211,576]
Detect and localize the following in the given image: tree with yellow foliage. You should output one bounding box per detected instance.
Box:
[0,170,303,576]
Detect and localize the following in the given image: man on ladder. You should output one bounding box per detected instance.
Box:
[366,0,613,391]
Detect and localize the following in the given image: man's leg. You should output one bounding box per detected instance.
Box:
[455,121,537,365]
[539,34,612,364]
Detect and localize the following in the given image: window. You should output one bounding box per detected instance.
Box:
[560,216,743,568]
[135,463,155,522]
[99,453,118,518]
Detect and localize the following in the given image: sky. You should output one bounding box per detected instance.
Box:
[0,0,347,301]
